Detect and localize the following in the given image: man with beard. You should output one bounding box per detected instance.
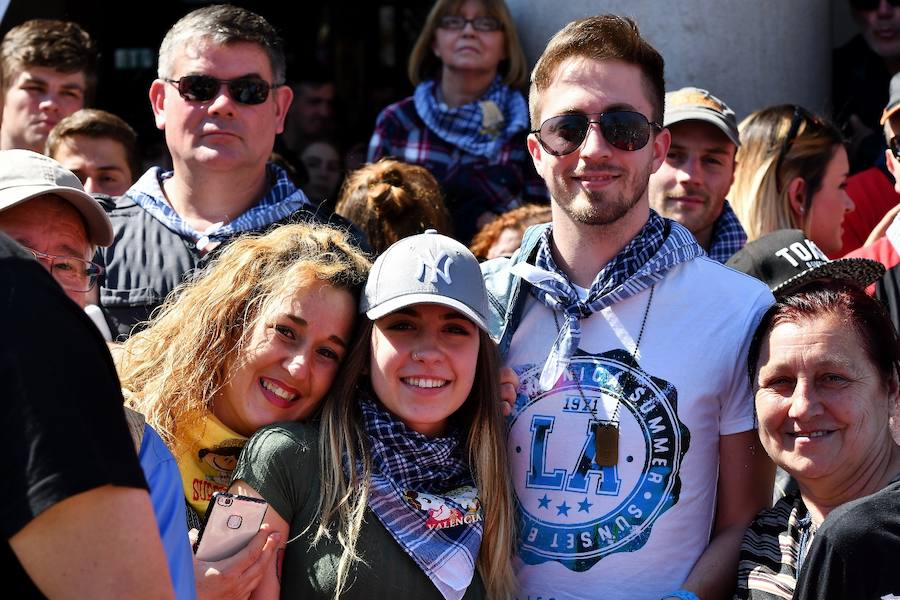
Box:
[649,87,745,263]
[481,15,774,599]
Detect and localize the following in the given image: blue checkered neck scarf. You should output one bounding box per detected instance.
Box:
[706,200,747,263]
[360,395,482,600]
[511,211,704,391]
[127,163,313,244]
[413,76,529,158]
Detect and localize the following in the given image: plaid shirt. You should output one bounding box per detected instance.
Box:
[706,200,747,263]
[368,96,548,239]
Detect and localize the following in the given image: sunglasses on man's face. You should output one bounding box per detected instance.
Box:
[889,135,900,161]
[165,75,276,105]
[849,0,900,10]
[531,111,662,156]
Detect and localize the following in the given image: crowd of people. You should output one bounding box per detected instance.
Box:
[4,1,900,599]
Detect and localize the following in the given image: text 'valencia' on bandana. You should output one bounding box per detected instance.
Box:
[360,396,483,600]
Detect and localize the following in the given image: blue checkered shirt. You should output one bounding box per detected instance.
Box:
[706,200,746,263]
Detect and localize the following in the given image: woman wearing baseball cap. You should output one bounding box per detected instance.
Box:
[231,231,513,599]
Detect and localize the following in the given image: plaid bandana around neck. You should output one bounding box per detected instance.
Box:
[511,212,678,391]
[360,396,482,600]
[413,76,528,158]
[128,163,312,244]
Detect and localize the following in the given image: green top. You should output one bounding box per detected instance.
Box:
[233,422,486,599]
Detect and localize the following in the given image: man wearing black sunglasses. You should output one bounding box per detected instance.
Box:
[482,15,774,600]
[96,5,360,343]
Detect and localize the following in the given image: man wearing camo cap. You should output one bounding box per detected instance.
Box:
[649,86,746,262]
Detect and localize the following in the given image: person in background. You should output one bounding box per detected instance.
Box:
[280,64,337,156]
[119,223,370,599]
[838,71,900,256]
[481,15,774,599]
[0,19,97,153]
[232,231,514,599]
[336,158,453,255]
[0,150,191,599]
[368,0,547,243]
[833,0,900,173]
[46,108,139,197]
[469,202,550,260]
[737,280,900,599]
[649,86,746,263]
[730,105,854,258]
[298,138,343,211]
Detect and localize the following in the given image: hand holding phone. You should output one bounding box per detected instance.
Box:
[195,492,268,562]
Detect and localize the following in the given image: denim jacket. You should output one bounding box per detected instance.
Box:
[480,223,549,358]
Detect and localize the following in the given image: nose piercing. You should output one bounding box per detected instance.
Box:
[412,351,421,361]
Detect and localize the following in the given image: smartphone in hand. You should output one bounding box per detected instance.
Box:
[195,492,268,562]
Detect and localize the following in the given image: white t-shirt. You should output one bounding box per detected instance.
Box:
[505,257,773,600]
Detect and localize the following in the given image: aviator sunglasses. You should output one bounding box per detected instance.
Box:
[531,111,662,156]
[165,74,277,105]
[848,0,900,9]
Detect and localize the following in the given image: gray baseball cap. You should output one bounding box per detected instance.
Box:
[0,149,113,246]
[361,230,489,331]
[882,71,900,124]
[664,87,741,147]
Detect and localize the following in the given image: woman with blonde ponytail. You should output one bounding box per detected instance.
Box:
[336,158,453,255]
[232,231,515,599]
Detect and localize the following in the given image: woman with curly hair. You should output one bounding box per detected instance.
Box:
[118,223,371,598]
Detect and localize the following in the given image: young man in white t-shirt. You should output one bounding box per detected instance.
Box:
[481,15,774,600]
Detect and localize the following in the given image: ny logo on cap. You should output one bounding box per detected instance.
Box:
[417,249,454,285]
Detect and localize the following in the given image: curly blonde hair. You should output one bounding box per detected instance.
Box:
[119,223,370,457]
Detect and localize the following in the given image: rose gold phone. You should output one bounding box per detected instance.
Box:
[195,492,268,562]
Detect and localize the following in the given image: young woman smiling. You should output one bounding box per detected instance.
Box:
[232,231,514,599]
[118,223,370,598]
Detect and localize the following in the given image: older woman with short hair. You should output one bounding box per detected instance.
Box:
[735,280,900,599]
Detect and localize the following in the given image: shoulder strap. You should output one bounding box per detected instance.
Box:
[122,406,146,454]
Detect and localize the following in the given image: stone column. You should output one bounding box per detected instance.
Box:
[507,0,831,120]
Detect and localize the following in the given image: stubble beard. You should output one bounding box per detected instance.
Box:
[555,164,651,227]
